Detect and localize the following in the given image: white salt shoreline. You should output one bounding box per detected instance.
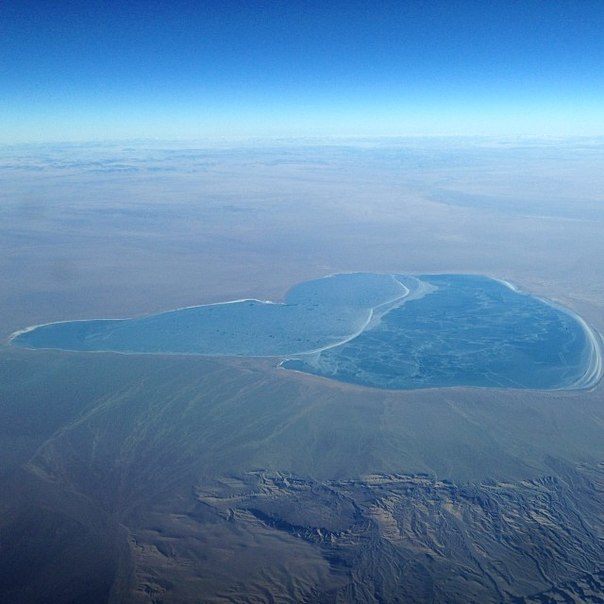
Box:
[8,273,603,391]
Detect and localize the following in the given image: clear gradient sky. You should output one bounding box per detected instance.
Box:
[2,0,604,142]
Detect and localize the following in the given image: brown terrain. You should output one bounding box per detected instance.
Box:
[1,139,604,602]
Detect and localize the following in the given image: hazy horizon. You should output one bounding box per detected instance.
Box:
[2,0,604,143]
[3,2,604,601]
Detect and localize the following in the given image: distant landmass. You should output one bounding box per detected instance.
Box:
[10,273,601,391]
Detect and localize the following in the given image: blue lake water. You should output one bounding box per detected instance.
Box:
[10,273,602,390]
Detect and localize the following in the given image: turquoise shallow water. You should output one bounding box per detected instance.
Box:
[10,273,601,390]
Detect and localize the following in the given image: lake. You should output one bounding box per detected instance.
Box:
[10,273,601,390]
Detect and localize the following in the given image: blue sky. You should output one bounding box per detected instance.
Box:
[2,0,604,142]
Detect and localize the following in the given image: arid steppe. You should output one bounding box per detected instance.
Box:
[1,139,604,602]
